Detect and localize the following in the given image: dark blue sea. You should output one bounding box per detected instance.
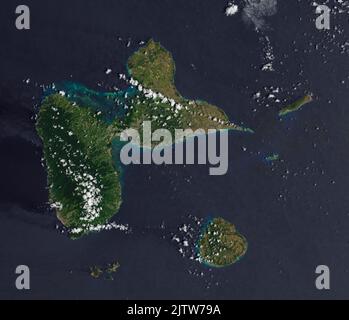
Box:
[0,0,349,299]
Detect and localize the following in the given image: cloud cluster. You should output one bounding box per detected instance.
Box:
[225,2,239,16]
[242,0,278,30]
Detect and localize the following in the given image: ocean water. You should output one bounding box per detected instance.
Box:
[0,0,349,299]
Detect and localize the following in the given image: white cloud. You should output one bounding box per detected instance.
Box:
[225,2,239,16]
[242,0,278,30]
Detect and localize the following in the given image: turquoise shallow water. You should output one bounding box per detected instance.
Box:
[44,81,138,124]
[44,81,136,192]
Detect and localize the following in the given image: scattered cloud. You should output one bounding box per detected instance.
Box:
[225,0,278,30]
[242,0,278,30]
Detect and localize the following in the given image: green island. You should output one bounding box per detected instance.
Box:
[279,94,313,117]
[37,95,122,236]
[265,153,280,162]
[90,261,120,280]
[198,218,248,268]
[37,39,253,237]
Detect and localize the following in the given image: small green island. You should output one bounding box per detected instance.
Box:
[37,39,253,237]
[198,218,248,268]
[279,94,313,117]
[265,153,280,162]
[90,261,120,280]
